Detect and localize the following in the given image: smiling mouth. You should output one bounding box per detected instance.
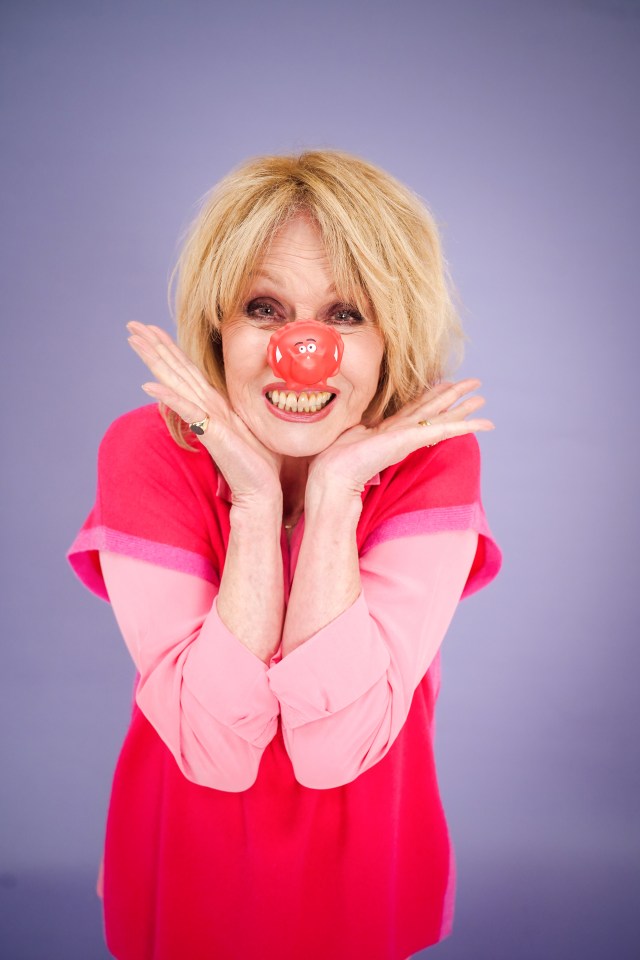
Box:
[265,389,336,414]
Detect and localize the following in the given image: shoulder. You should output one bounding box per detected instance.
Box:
[382,433,482,507]
[100,403,183,457]
[97,404,213,491]
[99,403,201,463]
[358,435,502,595]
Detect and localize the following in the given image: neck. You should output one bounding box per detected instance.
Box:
[279,455,311,524]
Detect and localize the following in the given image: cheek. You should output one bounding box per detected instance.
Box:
[343,335,385,402]
[221,329,267,405]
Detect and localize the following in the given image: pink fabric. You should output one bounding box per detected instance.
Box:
[68,405,502,955]
[100,528,477,792]
[361,503,497,599]
[71,525,219,602]
[66,404,500,607]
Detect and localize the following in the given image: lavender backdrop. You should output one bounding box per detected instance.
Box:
[1,1,638,957]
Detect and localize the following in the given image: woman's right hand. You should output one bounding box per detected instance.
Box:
[126,322,284,510]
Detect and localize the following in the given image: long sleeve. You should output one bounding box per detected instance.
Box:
[100,530,477,792]
[266,529,478,789]
[100,551,280,792]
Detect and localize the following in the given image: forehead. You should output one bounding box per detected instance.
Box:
[252,215,333,288]
[242,212,370,314]
[267,213,326,257]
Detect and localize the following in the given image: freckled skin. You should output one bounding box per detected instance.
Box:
[267,319,344,391]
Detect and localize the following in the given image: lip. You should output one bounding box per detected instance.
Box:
[262,383,339,423]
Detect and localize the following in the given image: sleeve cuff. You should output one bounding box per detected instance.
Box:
[182,597,280,746]
[266,592,390,729]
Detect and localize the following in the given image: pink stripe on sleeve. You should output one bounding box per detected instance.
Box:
[361,504,501,598]
[68,526,218,601]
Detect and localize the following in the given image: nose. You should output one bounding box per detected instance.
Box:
[266,319,344,391]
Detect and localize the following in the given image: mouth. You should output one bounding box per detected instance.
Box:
[262,385,338,422]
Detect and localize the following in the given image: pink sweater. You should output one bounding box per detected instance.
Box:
[69,406,501,957]
[100,528,477,792]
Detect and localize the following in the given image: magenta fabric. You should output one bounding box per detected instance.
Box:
[67,403,500,602]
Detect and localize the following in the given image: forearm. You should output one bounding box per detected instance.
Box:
[269,531,479,788]
[216,499,285,663]
[281,486,363,657]
[100,552,280,791]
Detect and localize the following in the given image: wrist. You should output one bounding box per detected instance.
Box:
[304,481,362,533]
[229,497,283,535]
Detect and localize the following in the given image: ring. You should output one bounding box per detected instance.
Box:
[189,415,210,435]
[418,419,436,447]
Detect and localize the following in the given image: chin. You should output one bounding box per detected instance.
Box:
[265,431,335,459]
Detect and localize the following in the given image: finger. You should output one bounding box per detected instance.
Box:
[415,417,495,448]
[154,341,210,406]
[434,378,482,411]
[141,382,210,431]
[128,322,213,407]
[440,418,494,438]
[399,380,455,416]
[437,394,487,422]
[396,382,482,429]
[129,336,202,407]
[375,381,456,433]
[399,380,482,423]
[126,320,166,351]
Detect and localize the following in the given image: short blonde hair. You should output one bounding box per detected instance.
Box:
[165,149,464,448]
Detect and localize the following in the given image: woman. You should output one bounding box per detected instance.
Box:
[68,150,501,960]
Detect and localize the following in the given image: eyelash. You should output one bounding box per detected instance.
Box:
[330,307,364,326]
[244,299,282,321]
[244,299,364,325]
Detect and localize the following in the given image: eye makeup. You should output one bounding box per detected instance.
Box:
[242,296,365,328]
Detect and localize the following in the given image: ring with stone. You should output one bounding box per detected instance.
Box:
[189,415,210,436]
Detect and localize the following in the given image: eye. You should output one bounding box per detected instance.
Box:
[297,344,307,353]
[327,303,365,326]
[244,298,285,322]
[306,342,317,353]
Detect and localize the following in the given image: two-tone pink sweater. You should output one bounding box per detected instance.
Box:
[68,403,501,960]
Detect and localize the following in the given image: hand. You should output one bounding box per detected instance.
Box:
[126,322,283,507]
[306,378,494,500]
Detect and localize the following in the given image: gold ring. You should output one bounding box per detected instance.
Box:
[189,415,210,436]
[418,419,433,427]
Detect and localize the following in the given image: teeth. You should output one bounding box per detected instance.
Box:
[266,390,334,414]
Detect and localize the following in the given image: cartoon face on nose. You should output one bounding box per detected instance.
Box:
[267,319,344,391]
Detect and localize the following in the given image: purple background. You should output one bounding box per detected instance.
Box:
[1,1,638,957]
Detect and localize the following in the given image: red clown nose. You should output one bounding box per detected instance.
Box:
[266,319,344,391]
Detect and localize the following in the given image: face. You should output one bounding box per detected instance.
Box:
[221,214,385,459]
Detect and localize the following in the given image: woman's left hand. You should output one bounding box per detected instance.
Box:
[307,378,494,500]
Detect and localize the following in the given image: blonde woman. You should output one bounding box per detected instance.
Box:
[69,150,502,960]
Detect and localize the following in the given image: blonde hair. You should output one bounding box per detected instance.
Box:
[164,149,464,448]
